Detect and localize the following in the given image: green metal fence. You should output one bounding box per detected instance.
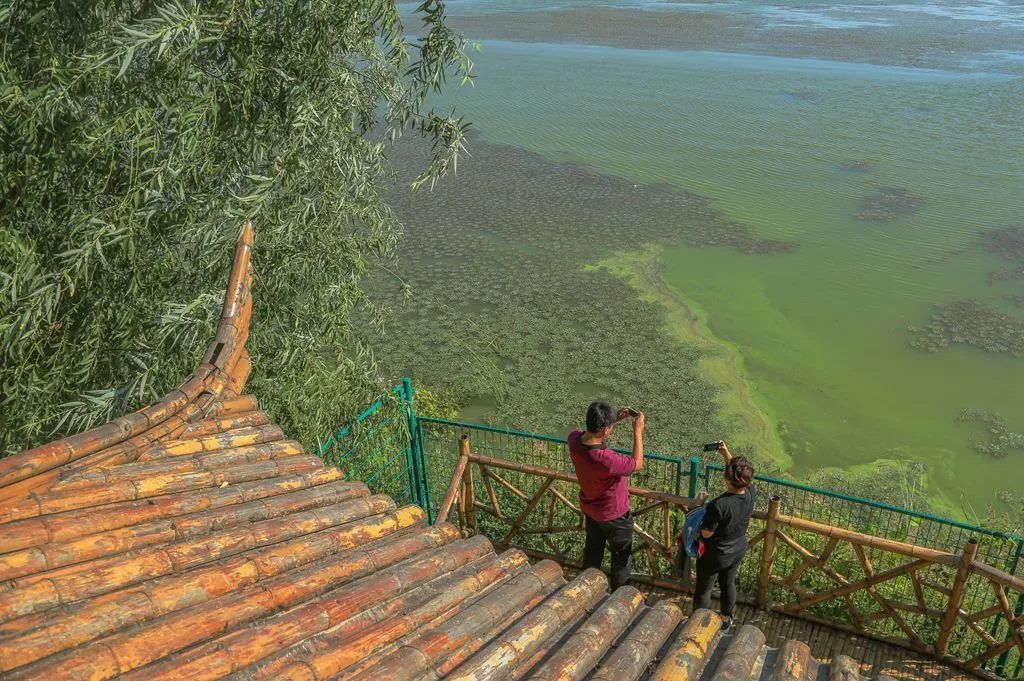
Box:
[317,378,431,514]
[322,379,1024,678]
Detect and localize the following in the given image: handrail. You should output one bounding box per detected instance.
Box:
[436,446,1024,679]
[704,461,1022,541]
[467,453,700,509]
[419,416,686,465]
[423,415,1023,543]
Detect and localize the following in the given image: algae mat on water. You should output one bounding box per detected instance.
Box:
[368,137,791,477]
[388,33,1023,524]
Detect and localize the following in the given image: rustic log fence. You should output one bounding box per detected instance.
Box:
[426,435,1024,679]
[324,395,1024,679]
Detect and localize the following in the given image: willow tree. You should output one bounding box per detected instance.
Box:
[0,0,472,454]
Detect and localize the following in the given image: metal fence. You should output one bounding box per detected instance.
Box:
[317,378,430,513]
[322,380,1024,678]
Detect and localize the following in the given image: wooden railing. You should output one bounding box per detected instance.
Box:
[435,436,1024,679]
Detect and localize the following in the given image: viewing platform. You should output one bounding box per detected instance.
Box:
[0,227,1020,680]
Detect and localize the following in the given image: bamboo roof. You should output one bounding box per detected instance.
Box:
[0,224,957,680]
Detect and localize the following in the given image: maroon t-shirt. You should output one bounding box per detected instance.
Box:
[567,430,636,522]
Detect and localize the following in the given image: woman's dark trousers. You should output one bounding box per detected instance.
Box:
[694,551,744,617]
[582,511,633,590]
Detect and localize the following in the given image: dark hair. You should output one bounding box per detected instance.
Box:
[585,401,616,432]
[725,456,755,489]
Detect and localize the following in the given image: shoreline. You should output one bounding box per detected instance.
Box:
[590,245,791,471]
[591,245,980,522]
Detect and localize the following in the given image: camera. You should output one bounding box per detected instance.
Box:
[702,441,723,452]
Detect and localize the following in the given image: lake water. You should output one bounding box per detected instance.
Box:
[384,0,1024,521]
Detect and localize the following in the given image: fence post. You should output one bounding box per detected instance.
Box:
[688,455,702,498]
[457,434,472,533]
[401,377,424,510]
[436,435,469,528]
[416,420,433,524]
[994,538,1024,677]
[463,437,478,535]
[937,537,980,656]
[757,496,781,609]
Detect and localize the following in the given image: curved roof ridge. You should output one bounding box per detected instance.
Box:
[0,222,254,504]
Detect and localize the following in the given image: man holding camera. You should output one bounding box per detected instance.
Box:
[567,401,645,590]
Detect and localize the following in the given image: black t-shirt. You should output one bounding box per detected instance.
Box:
[701,486,756,557]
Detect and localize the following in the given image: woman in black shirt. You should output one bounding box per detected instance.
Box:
[695,442,756,631]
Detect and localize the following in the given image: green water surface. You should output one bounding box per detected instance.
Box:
[400,2,1024,517]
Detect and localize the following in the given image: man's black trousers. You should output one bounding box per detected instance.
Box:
[582,510,633,590]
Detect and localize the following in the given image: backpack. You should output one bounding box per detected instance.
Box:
[678,505,707,558]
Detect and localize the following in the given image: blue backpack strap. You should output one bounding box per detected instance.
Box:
[683,506,707,558]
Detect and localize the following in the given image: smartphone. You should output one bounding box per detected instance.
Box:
[702,441,723,452]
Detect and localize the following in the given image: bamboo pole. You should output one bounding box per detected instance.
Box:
[828,654,861,681]
[0,467,342,555]
[439,568,609,681]
[226,350,252,394]
[710,624,766,681]
[590,600,683,681]
[936,537,980,655]
[0,456,326,524]
[968,561,1024,593]
[0,508,434,673]
[0,495,398,623]
[110,536,498,681]
[758,496,781,608]
[650,608,723,681]
[0,479,368,582]
[529,586,646,681]
[774,512,954,564]
[771,639,812,681]
[240,546,524,680]
[464,447,478,535]
[317,559,565,681]
[502,477,554,545]
[436,446,469,526]
[52,440,305,490]
[139,424,285,459]
[469,453,699,509]
[779,558,931,615]
[215,394,260,417]
[179,411,269,438]
[479,462,504,520]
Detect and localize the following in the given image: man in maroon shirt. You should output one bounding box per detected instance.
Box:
[567,400,645,590]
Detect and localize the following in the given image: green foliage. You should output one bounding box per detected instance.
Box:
[0,0,473,455]
[414,387,460,420]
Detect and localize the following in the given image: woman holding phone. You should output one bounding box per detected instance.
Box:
[694,441,756,631]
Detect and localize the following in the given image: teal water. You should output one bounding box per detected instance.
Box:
[391,1,1024,520]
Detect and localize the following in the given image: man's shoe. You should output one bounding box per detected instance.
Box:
[720,616,733,633]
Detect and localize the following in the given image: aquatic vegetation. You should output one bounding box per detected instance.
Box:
[909,300,1024,357]
[979,225,1024,280]
[854,186,925,223]
[806,459,931,513]
[359,137,793,463]
[957,409,1024,458]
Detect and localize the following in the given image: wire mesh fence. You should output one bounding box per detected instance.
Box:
[316,382,423,511]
